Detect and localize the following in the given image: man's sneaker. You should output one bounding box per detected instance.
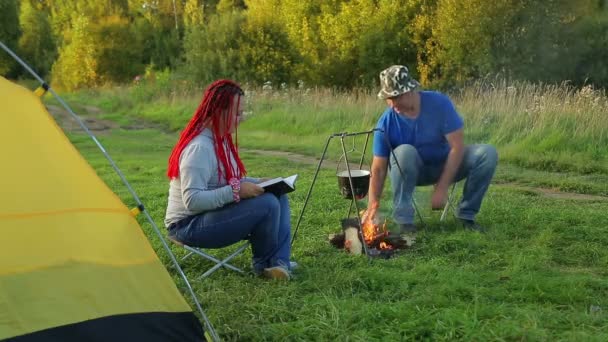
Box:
[399,232,417,247]
[459,219,486,233]
[399,223,417,247]
[399,223,417,233]
[289,261,299,270]
[263,266,291,280]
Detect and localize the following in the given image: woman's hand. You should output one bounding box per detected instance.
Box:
[239,181,264,199]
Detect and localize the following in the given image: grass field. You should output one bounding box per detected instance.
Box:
[51,83,608,341]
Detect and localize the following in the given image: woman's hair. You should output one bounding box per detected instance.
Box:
[167,79,247,181]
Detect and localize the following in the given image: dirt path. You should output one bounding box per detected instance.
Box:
[46,104,118,134]
[495,185,607,201]
[46,103,164,134]
[242,149,329,168]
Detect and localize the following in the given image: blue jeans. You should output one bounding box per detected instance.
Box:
[168,193,292,274]
[389,144,498,224]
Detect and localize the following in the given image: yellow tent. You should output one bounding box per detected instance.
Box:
[0,76,205,340]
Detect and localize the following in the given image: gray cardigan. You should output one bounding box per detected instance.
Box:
[164,129,250,227]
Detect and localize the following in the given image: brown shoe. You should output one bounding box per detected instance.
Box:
[263,266,291,280]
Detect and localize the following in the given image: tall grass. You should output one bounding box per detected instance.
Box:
[456,79,607,173]
[50,78,608,174]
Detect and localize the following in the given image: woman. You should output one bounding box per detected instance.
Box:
[164,79,293,280]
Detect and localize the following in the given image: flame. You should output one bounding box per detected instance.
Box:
[361,219,376,245]
[360,212,393,250]
[379,242,393,250]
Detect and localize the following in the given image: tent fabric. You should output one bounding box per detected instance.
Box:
[0,77,204,341]
[8,312,203,342]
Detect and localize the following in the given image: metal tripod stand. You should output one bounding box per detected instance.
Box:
[290,128,425,258]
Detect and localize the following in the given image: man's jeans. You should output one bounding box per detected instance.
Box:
[168,193,291,274]
[389,144,498,224]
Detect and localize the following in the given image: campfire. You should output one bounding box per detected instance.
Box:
[329,215,408,258]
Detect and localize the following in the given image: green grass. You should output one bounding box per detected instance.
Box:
[67,127,608,341]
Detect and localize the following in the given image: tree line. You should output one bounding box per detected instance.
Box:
[1,0,607,91]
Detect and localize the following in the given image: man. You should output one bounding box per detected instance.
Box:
[364,65,497,242]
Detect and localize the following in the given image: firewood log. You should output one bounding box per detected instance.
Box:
[344,227,362,255]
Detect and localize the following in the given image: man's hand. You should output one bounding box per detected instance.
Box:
[362,204,379,224]
[239,181,264,199]
[431,186,448,210]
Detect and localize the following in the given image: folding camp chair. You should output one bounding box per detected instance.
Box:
[168,236,250,280]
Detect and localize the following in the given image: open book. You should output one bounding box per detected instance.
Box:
[258,174,298,197]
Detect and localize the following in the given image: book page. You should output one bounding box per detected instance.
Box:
[283,174,298,188]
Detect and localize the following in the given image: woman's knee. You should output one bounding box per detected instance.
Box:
[278,194,290,208]
[256,193,281,215]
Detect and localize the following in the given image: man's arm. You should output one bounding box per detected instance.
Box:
[432,128,465,209]
[365,156,389,220]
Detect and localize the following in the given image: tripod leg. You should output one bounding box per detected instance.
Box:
[291,136,334,246]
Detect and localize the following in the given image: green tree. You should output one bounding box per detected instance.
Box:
[49,0,129,46]
[0,0,21,77]
[183,0,205,28]
[94,15,145,83]
[241,0,297,84]
[269,0,327,85]
[51,16,97,90]
[420,0,517,86]
[217,0,245,14]
[128,0,183,68]
[409,0,438,85]
[566,12,608,86]
[318,0,419,87]
[417,0,600,86]
[18,0,57,77]
[183,11,247,83]
[482,0,598,84]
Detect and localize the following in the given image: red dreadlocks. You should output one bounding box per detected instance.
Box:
[167,79,247,182]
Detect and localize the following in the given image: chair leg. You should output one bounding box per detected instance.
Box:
[182,242,250,280]
[181,251,194,262]
[440,183,458,222]
[412,197,426,226]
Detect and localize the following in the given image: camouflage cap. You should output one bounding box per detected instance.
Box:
[377,65,420,99]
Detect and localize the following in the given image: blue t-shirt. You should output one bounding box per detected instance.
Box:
[372,91,464,165]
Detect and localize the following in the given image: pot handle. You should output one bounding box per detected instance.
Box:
[336,151,370,175]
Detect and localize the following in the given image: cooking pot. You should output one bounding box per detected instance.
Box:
[337,169,370,199]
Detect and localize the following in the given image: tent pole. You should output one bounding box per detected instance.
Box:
[0,41,220,342]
